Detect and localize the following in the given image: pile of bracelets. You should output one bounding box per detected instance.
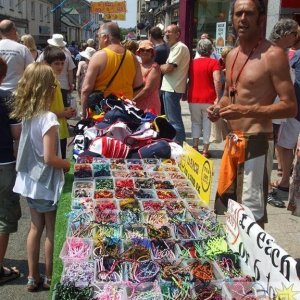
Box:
[55,157,263,299]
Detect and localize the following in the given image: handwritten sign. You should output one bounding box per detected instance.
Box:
[178,142,213,205]
[91,1,126,13]
[225,200,300,299]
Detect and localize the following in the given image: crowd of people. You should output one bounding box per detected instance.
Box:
[0,0,300,292]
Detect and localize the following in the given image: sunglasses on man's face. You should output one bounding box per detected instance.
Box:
[139,48,152,53]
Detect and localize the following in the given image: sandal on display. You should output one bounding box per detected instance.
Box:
[27,277,42,292]
[0,266,20,285]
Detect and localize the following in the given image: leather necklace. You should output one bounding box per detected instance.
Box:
[230,42,260,103]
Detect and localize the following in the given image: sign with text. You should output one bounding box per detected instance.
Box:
[215,22,226,56]
[178,142,213,205]
[91,1,126,13]
[103,12,126,21]
[225,200,300,299]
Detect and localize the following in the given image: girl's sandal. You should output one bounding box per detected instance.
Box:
[27,277,42,292]
[43,276,51,290]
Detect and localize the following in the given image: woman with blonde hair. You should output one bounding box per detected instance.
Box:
[11,62,70,291]
[20,34,40,61]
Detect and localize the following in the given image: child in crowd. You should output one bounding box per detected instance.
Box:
[43,45,76,159]
[11,63,70,292]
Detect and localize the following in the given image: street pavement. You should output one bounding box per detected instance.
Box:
[1,99,300,299]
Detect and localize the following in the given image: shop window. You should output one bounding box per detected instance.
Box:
[193,0,234,55]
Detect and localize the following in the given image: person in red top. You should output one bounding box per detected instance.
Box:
[188,38,221,157]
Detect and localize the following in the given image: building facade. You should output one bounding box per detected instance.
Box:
[144,0,300,54]
[0,0,99,47]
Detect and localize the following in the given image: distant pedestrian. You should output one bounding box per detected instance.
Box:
[20,34,41,61]
[0,20,33,94]
[268,19,299,208]
[0,57,21,286]
[11,63,70,292]
[76,47,96,99]
[188,38,221,156]
[161,24,190,145]
[133,40,161,115]
[149,26,169,114]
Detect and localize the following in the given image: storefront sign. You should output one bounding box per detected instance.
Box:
[225,200,300,299]
[215,22,226,56]
[91,1,126,13]
[103,13,126,21]
[178,142,213,205]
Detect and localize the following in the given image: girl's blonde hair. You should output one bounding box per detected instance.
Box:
[10,62,56,120]
[20,34,37,51]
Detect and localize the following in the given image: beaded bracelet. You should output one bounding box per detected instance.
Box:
[119,209,141,225]
[95,257,122,282]
[61,261,94,285]
[147,224,172,239]
[54,282,94,299]
[93,284,124,300]
[93,163,111,177]
[142,201,164,212]
[135,178,154,189]
[95,178,114,190]
[134,189,156,199]
[145,211,169,228]
[154,180,174,189]
[94,209,118,224]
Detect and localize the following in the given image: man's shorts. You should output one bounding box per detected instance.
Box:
[0,163,21,234]
[215,132,273,223]
[277,118,300,149]
[26,198,57,213]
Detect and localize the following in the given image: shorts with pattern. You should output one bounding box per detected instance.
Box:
[215,132,273,223]
[0,163,21,233]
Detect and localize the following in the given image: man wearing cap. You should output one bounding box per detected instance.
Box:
[38,34,76,107]
[81,22,143,119]
[161,24,190,145]
[0,20,33,95]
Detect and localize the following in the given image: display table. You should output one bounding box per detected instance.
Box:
[51,156,270,299]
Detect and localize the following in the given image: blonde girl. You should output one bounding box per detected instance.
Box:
[20,34,41,61]
[11,62,70,292]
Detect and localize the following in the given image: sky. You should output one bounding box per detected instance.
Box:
[88,0,137,29]
[118,0,137,28]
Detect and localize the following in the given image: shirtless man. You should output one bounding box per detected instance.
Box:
[207,0,297,228]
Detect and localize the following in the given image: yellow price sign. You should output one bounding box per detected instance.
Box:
[91,1,127,13]
[178,142,213,205]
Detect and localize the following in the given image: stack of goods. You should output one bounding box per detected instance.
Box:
[72,97,182,161]
[54,158,262,299]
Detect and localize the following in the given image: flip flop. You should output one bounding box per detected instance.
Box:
[268,198,286,208]
[0,266,20,285]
